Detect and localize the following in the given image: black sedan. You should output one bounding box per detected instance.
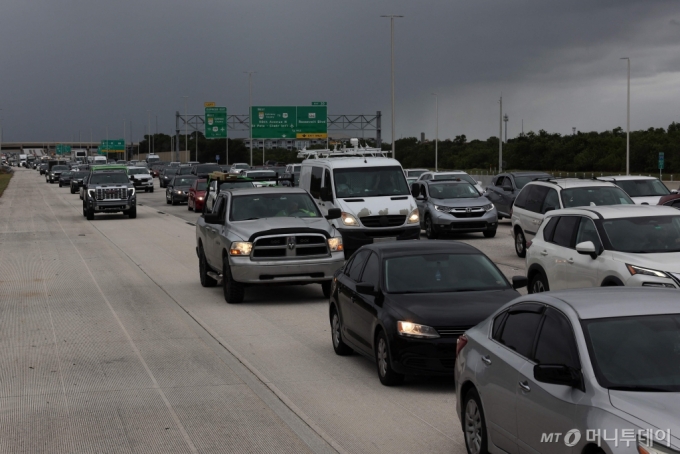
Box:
[329,241,527,385]
[69,171,90,194]
[159,168,179,188]
[166,176,197,205]
[58,171,74,187]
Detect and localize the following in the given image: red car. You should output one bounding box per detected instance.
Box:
[188,179,208,212]
[658,192,680,208]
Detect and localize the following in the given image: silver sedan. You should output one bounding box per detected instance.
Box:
[454,287,680,454]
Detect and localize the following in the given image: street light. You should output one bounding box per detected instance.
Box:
[431,93,438,171]
[498,96,503,172]
[621,57,630,175]
[381,15,403,160]
[245,71,256,166]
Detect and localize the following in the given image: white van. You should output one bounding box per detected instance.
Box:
[299,147,420,258]
[93,156,107,164]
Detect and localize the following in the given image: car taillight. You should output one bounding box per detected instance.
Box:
[456,334,468,358]
[526,239,532,249]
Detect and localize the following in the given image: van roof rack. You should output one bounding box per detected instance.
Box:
[297,138,391,159]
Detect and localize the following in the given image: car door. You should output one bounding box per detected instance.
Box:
[205,195,227,268]
[335,250,371,351]
[486,176,504,211]
[522,186,550,240]
[477,303,545,454]
[516,308,582,454]
[352,252,381,350]
[543,216,580,291]
[566,217,604,289]
[499,176,517,215]
[413,183,428,226]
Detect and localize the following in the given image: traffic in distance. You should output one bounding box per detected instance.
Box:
[12,139,680,454]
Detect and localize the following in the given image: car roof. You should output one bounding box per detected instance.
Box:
[528,178,618,189]
[127,166,149,171]
[301,157,402,169]
[598,175,659,181]
[359,239,483,258]
[544,204,679,220]
[530,288,680,320]
[422,178,471,185]
[506,171,552,177]
[223,187,309,197]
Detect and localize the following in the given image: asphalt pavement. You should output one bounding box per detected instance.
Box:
[0,169,527,453]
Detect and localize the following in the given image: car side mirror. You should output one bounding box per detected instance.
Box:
[512,276,528,289]
[502,185,513,192]
[534,364,585,392]
[576,241,597,259]
[411,186,420,197]
[672,189,678,194]
[203,212,223,225]
[325,208,341,220]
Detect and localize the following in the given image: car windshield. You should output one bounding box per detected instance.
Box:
[428,183,480,198]
[515,175,549,189]
[164,169,179,176]
[53,165,68,171]
[561,187,634,208]
[231,193,321,221]
[172,177,197,187]
[178,167,193,175]
[90,173,129,184]
[434,173,477,186]
[195,182,208,191]
[74,172,88,178]
[196,165,221,173]
[246,171,275,179]
[334,166,409,198]
[583,314,680,391]
[61,171,73,177]
[601,215,680,253]
[219,181,255,190]
[128,168,149,175]
[406,169,426,178]
[385,253,509,293]
[233,164,249,170]
[616,179,670,197]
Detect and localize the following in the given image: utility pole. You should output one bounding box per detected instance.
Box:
[503,114,508,142]
[431,93,438,171]
[621,57,630,175]
[245,71,256,166]
[182,96,188,163]
[499,96,503,172]
[381,15,403,160]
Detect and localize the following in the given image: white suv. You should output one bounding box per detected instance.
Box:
[526,205,680,293]
[511,178,634,257]
[598,175,677,205]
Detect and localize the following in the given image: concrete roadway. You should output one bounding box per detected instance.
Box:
[0,169,526,453]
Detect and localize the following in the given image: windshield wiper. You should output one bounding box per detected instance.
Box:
[609,386,671,392]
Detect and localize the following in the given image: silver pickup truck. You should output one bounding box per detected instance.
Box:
[196,187,345,304]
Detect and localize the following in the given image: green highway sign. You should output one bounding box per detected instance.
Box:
[251,105,328,139]
[56,144,72,155]
[311,101,327,106]
[205,107,227,139]
[99,139,125,153]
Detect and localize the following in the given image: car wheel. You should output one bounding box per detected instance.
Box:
[222,256,244,304]
[150,187,154,193]
[375,330,404,386]
[86,207,94,221]
[463,388,489,454]
[425,215,438,239]
[514,229,527,258]
[330,309,353,356]
[483,228,497,238]
[529,271,549,294]
[199,246,217,287]
[128,207,137,219]
[321,281,332,298]
[82,204,87,217]
[59,182,62,187]
[171,195,178,206]
[70,187,75,194]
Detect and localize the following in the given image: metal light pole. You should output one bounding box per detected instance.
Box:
[245,71,256,166]
[503,114,508,142]
[147,110,151,158]
[182,96,188,163]
[498,96,503,172]
[431,93,438,171]
[381,15,403,160]
[123,120,126,160]
[621,57,630,175]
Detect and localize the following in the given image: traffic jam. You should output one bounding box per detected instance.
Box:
[28,143,680,454]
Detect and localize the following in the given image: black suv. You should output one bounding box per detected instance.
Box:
[484,171,552,218]
[82,170,136,220]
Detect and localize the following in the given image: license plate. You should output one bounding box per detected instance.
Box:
[373,237,397,243]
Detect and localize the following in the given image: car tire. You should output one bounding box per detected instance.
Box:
[70,187,75,194]
[321,281,332,298]
[144,188,149,193]
[514,229,527,258]
[199,246,217,287]
[529,270,549,294]
[425,215,438,240]
[483,228,497,238]
[82,204,87,217]
[330,308,353,356]
[128,207,137,219]
[171,195,178,206]
[222,256,244,304]
[375,330,404,386]
[150,187,154,193]
[59,182,62,187]
[166,194,171,204]
[463,388,489,454]
[86,207,94,221]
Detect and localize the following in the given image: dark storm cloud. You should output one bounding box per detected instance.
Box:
[1,0,679,143]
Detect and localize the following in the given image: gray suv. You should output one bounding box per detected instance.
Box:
[82,170,136,220]
[411,179,498,239]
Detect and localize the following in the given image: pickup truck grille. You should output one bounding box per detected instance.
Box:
[96,188,127,200]
[252,234,328,259]
[360,215,406,228]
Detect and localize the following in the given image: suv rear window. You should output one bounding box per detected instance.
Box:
[561,186,633,208]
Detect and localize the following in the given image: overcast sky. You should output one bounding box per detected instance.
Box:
[1,0,679,144]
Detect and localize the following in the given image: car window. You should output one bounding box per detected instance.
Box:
[498,304,544,358]
[542,217,559,242]
[524,185,550,213]
[347,250,371,282]
[492,312,508,341]
[495,176,505,186]
[514,186,530,209]
[211,196,225,218]
[534,308,580,369]
[310,166,323,199]
[551,216,579,248]
[561,186,634,208]
[575,217,601,248]
[360,253,380,288]
[540,188,560,214]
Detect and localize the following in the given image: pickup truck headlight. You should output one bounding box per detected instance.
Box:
[327,237,344,252]
[128,188,135,197]
[407,208,420,224]
[87,189,95,197]
[397,321,440,339]
[229,242,253,256]
[341,212,359,226]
